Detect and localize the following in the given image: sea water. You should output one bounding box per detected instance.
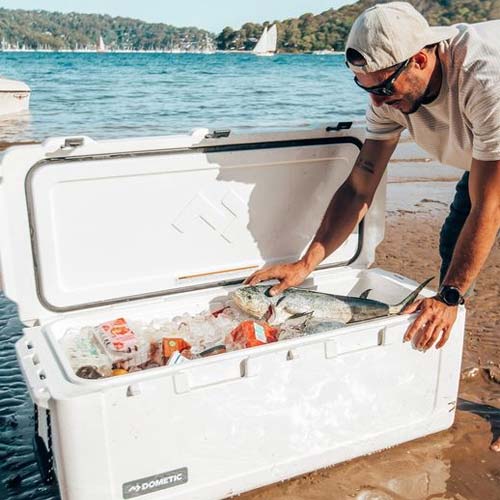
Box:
[0,52,367,143]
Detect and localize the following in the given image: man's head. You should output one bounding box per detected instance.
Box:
[345,2,458,114]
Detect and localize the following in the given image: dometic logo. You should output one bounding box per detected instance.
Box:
[123,467,188,499]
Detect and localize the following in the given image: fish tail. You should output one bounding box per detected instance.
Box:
[388,277,434,315]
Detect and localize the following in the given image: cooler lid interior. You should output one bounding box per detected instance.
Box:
[1,127,385,320]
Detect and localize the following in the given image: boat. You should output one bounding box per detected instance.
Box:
[0,78,30,116]
[253,24,277,56]
[312,49,337,55]
[97,35,106,53]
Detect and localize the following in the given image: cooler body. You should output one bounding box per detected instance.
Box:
[17,267,465,500]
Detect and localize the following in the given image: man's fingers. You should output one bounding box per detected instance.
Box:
[421,322,444,350]
[243,273,257,285]
[245,269,277,286]
[404,312,429,342]
[270,281,290,297]
[402,298,423,314]
[436,327,451,349]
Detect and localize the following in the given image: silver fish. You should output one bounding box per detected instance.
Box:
[232,277,433,325]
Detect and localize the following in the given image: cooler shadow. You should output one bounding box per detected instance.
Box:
[458,397,500,446]
[207,148,349,270]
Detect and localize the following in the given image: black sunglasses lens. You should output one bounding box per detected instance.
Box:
[371,87,393,96]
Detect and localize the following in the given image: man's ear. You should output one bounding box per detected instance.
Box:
[412,51,430,70]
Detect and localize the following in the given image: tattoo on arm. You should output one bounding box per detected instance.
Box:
[355,158,376,174]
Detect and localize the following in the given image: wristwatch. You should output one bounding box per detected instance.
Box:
[437,285,465,306]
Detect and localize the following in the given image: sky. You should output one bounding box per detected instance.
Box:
[0,1,355,33]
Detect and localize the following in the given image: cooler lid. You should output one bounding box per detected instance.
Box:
[0,126,385,323]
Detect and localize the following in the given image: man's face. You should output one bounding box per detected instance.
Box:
[355,60,429,114]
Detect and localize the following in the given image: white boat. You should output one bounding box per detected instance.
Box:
[0,78,30,116]
[253,24,277,56]
[313,49,337,55]
[97,35,106,52]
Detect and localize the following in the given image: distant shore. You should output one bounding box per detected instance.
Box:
[0,49,344,55]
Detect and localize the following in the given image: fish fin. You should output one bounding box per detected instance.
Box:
[359,288,372,299]
[283,311,314,327]
[275,295,287,306]
[388,277,434,315]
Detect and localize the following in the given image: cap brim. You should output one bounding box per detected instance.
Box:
[426,25,459,44]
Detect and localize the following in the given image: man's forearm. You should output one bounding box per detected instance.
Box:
[296,137,398,274]
[443,206,500,293]
[301,183,369,272]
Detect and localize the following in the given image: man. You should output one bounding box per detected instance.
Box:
[245,2,500,451]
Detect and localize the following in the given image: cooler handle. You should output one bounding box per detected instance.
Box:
[324,327,401,358]
[16,338,51,409]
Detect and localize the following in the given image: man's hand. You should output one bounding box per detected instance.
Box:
[244,260,311,296]
[402,297,458,350]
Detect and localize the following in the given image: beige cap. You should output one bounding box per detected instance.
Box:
[345,1,458,73]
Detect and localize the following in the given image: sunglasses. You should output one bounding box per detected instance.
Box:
[353,59,410,96]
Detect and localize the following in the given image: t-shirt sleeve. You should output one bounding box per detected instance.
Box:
[365,104,405,140]
[463,68,500,161]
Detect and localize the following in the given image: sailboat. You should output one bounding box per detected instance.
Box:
[97,35,106,53]
[253,24,277,56]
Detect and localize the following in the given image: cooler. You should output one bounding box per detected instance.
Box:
[0,125,465,500]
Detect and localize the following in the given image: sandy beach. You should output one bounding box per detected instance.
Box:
[0,137,498,499]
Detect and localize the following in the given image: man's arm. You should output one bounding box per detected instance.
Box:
[245,137,399,295]
[404,159,500,349]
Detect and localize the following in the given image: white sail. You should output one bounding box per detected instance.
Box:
[266,25,277,53]
[98,35,106,52]
[253,26,268,54]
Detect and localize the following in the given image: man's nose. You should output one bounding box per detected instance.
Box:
[370,94,387,107]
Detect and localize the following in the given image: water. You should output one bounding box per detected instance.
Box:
[0,52,368,143]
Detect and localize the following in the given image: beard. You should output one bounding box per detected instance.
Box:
[400,74,438,114]
[401,93,427,114]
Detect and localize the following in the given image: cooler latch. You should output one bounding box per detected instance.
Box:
[326,122,352,132]
[205,129,231,139]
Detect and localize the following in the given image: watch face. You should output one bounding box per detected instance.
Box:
[443,287,461,305]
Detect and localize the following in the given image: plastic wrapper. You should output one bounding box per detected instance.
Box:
[227,320,278,349]
[62,297,270,379]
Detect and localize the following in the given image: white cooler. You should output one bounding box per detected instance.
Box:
[0,125,465,500]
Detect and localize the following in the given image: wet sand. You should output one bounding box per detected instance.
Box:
[241,149,500,499]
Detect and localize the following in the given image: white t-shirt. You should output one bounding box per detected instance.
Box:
[365,20,500,170]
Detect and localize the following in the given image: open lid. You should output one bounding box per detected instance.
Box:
[0,126,386,323]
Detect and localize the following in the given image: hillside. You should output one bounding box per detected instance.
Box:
[216,0,500,52]
[0,8,213,51]
[0,1,498,53]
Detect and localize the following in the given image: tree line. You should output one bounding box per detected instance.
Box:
[0,1,498,52]
[216,0,500,52]
[0,8,212,51]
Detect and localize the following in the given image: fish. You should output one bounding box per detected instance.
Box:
[232,277,433,325]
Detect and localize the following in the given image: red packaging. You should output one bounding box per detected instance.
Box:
[97,318,138,353]
[162,338,191,358]
[229,320,278,348]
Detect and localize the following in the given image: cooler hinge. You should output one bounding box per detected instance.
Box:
[326,122,353,132]
[63,137,85,148]
[205,129,231,139]
[45,136,87,159]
